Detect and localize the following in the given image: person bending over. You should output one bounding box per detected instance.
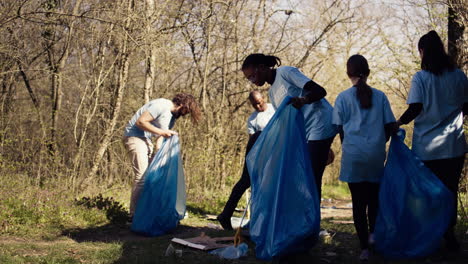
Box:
[123,93,201,218]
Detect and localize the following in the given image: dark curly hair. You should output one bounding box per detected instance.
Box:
[241,53,281,70]
[172,93,202,124]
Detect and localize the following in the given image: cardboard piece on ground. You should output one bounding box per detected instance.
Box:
[330,220,354,224]
[205,214,218,220]
[171,233,234,251]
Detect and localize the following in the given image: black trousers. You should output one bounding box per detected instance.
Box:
[423,155,465,237]
[307,136,335,201]
[219,132,261,219]
[348,182,380,250]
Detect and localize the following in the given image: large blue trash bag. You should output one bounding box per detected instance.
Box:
[246,97,320,260]
[131,135,186,236]
[374,129,454,259]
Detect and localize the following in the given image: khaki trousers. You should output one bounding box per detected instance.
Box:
[124,136,153,216]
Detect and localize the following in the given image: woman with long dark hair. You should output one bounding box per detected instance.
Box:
[241,53,336,201]
[397,30,467,251]
[333,54,396,261]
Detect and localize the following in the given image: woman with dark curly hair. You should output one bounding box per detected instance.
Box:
[123,93,201,218]
[241,53,336,201]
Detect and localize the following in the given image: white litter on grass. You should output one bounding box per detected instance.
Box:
[207,223,223,230]
[230,217,249,229]
[319,230,330,236]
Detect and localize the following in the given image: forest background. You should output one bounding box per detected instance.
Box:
[0,0,466,233]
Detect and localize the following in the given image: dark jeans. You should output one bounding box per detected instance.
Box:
[348,182,380,250]
[423,155,465,237]
[307,136,335,201]
[219,132,261,219]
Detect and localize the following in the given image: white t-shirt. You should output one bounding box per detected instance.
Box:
[268,66,336,141]
[124,98,175,139]
[407,69,467,160]
[247,103,275,134]
[333,87,396,183]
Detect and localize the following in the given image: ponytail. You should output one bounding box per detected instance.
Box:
[346,54,372,109]
[355,78,372,109]
[242,53,281,70]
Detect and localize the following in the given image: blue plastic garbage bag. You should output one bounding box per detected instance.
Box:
[246,97,320,260]
[374,129,454,259]
[131,135,186,236]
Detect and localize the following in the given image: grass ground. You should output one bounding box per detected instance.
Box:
[0,176,467,264]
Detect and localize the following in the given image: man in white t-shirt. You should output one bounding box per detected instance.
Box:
[217,91,275,230]
[123,93,201,218]
[247,91,276,136]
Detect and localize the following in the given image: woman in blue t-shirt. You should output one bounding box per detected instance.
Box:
[333,54,396,261]
[241,54,336,201]
[397,30,467,251]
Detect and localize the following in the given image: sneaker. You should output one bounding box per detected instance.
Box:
[217,214,233,230]
[359,249,370,261]
[368,233,375,246]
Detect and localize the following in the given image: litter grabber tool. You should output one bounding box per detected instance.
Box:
[234,197,251,247]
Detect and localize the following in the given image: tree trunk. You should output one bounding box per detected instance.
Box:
[47,0,83,155]
[447,2,465,68]
[84,0,133,187]
[144,0,156,103]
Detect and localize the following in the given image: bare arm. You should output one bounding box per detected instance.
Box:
[135,111,177,138]
[337,125,344,143]
[384,122,398,142]
[398,103,423,125]
[291,80,327,108]
[155,136,164,152]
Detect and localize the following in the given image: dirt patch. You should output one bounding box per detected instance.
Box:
[320,199,353,220]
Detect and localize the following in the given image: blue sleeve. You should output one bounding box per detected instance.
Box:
[383,94,396,124]
[407,72,423,104]
[283,67,311,90]
[332,94,345,125]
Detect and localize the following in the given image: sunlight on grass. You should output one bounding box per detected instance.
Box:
[322,182,351,200]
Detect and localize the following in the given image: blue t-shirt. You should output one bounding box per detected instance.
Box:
[407,69,467,160]
[268,66,336,140]
[247,103,275,134]
[333,87,396,183]
[124,98,175,139]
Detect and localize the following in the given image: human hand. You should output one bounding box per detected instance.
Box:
[160,129,178,138]
[290,97,307,109]
[394,120,403,134]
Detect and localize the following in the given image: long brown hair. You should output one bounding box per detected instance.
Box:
[347,54,372,109]
[172,93,202,124]
[418,30,455,75]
